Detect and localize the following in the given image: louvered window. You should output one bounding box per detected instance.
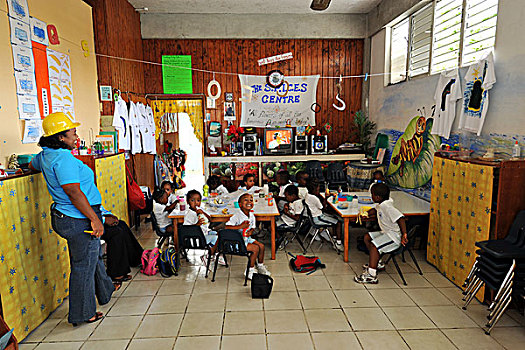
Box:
[431,0,463,74]
[409,4,433,77]
[462,0,499,65]
[390,18,410,84]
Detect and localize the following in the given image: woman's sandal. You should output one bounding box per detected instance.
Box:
[113,281,122,292]
[72,312,104,327]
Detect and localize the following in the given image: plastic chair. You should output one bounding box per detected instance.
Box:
[305,161,325,183]
[212,229,253,286]
[276,207,309,254]
[303,200,341,254]
[177,225,216,278]
[150,212,173,248]
[372,133,389,160]
[325,162,348,191]
[382,225,422,286]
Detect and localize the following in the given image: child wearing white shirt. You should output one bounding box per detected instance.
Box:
[207,175,229,196]
[152,189,178,248]
[277,185,304,227]
[305,179,342,247]
[226,193,270,280]
[295,170,309,199]
[161,180,180,206]
[240,173,262,193]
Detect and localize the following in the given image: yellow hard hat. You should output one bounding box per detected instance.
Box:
[42,112,81,137]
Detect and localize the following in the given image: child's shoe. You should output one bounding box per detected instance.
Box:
[216,254,227,266]
[354,272,378,284]
[362,260,386,271]
[244,267,257,280]
[335,240,344,250]
[256,263,271,276]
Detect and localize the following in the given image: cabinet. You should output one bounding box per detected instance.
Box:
[427,155,525,293]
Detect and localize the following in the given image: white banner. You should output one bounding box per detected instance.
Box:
[238,74,319,127]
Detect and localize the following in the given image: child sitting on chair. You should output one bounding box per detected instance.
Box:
[225,193,270,279]
[183,189,225,266]
[355,182,407,284]
[152,189,178,248]
[275,170,292,210]
[207,175,229,196]
[240,173,261,193]
[295,170,309,199]
[161,180,179,206]
[276,185,304,228]
[368,170,386,194]
[305,179,342,249]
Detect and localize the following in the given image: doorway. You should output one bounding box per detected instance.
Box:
[177,112,204,193]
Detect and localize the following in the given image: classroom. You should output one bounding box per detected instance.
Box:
[1,0,524,349]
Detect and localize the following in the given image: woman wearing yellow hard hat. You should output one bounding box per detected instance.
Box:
[29,112,118,326]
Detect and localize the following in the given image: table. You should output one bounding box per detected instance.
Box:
[168,191,281,259]
[325,191,430,262]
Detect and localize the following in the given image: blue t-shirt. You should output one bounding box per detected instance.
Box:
[32,147,102,219]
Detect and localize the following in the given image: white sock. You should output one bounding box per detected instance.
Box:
[368,267,377,277]
[336,240,342,245]
[257,262,264,267]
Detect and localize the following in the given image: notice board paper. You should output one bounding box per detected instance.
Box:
[17,94,40,119]
[162,55,193,94]
[9,17,31,48]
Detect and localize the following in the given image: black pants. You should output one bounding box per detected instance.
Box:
[102,221,143,278]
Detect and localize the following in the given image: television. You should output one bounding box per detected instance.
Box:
[264,128,293,155]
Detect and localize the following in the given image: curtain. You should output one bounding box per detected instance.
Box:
[427,157,493,300]
[150,99,203,144]
[0,174,70,341]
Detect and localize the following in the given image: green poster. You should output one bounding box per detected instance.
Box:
[162,55,193,94]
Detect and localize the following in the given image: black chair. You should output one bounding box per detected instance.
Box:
[462,211,525,334]
[276,207,309,254]
[382,225,422,286]
[305,161,325,183]
[303,200,341,254]
[212,229,253,286]
[150,212,173,248]
[134,187,153,230]
[177,225,216,278]
[325,162,348,191]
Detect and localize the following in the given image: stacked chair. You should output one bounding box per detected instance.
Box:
[462,210,525,334]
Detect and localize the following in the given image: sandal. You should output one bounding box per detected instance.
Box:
[112,274,132,283]
[72,312,104,327]
[113,281,122,291]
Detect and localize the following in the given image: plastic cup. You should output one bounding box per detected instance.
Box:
[234,201,239,208]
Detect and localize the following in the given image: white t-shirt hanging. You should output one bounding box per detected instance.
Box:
[112,96,131,151]
[136,102,152,153]
[128,102,143,154]
[146,105,156,153]
[459,51,496,136]
[432,68,462,139]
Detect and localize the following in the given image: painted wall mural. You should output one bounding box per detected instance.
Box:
[386,115,441,189]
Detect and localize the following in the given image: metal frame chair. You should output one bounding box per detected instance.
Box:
[212,229,252,286]
[276,207,309,254]
[382,225,422,285]
[177,225,216,278]
[303,200,342,254]
[150,211,173,248]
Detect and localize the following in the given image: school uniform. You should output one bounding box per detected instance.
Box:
[183,207,218,245]
[304,193,339,225]
[369,198,404,254]
[153,201,173,232]
[216,184,229,196]
[277,198,304,227]
[226,209,256,245]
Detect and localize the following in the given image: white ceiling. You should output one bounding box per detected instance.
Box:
[127,0,382,14]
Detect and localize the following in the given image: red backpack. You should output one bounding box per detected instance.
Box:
[288,253,326,274]
[126,165,146,210]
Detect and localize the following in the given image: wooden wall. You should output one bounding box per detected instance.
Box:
[84,0,145,115]
[142,39,364,149]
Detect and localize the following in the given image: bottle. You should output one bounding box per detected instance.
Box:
[512,141,521,158]
[325,184,330,197]
[179,198,186,211]
[203,184,209,197]
[198,213,209,225]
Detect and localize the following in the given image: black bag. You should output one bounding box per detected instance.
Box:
[157,247,179,277]
[251,273,273,299]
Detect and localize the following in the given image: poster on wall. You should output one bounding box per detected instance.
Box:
[9,17,31,48]
[22,119,43,143]
[238,74,319,127]
[224,102,236,121]
[17,94,40,120]
[7,0,30,24]
[161,55,193,94]
[12,44,34,71]
[29,17,48,46]
[14,70,36,95]
[47,49,75,119]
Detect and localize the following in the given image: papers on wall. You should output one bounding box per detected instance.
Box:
[9,17,31,48]
[7,0,29,23]
[161,55,193,94]
[22,119,43,143]
[17,94,40,119]
[47,49,75,119]
[12,44,34,71]
[14,70,36,95]
[30,17,48,46]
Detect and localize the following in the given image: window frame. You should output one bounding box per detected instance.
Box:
[388,0,498,85]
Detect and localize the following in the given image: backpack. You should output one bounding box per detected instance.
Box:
[288,253,326,274]
[158,247,179,277]
[126,165,146,211]
[251,273,274,299]
[141,248,160,276]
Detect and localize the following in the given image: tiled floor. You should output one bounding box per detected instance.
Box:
[20,224,525,349]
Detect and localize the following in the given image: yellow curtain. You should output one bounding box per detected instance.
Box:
[150,99,203,143]
[95,154,129,224]
[0,174,70,341]
[427,157,493,299]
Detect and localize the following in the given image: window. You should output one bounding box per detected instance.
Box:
[389,0,499,83]
[390,19,410,84]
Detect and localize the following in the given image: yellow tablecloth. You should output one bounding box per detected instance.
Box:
[95,154,128,224]
[427,158,493,299]
[0,174,70,340]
